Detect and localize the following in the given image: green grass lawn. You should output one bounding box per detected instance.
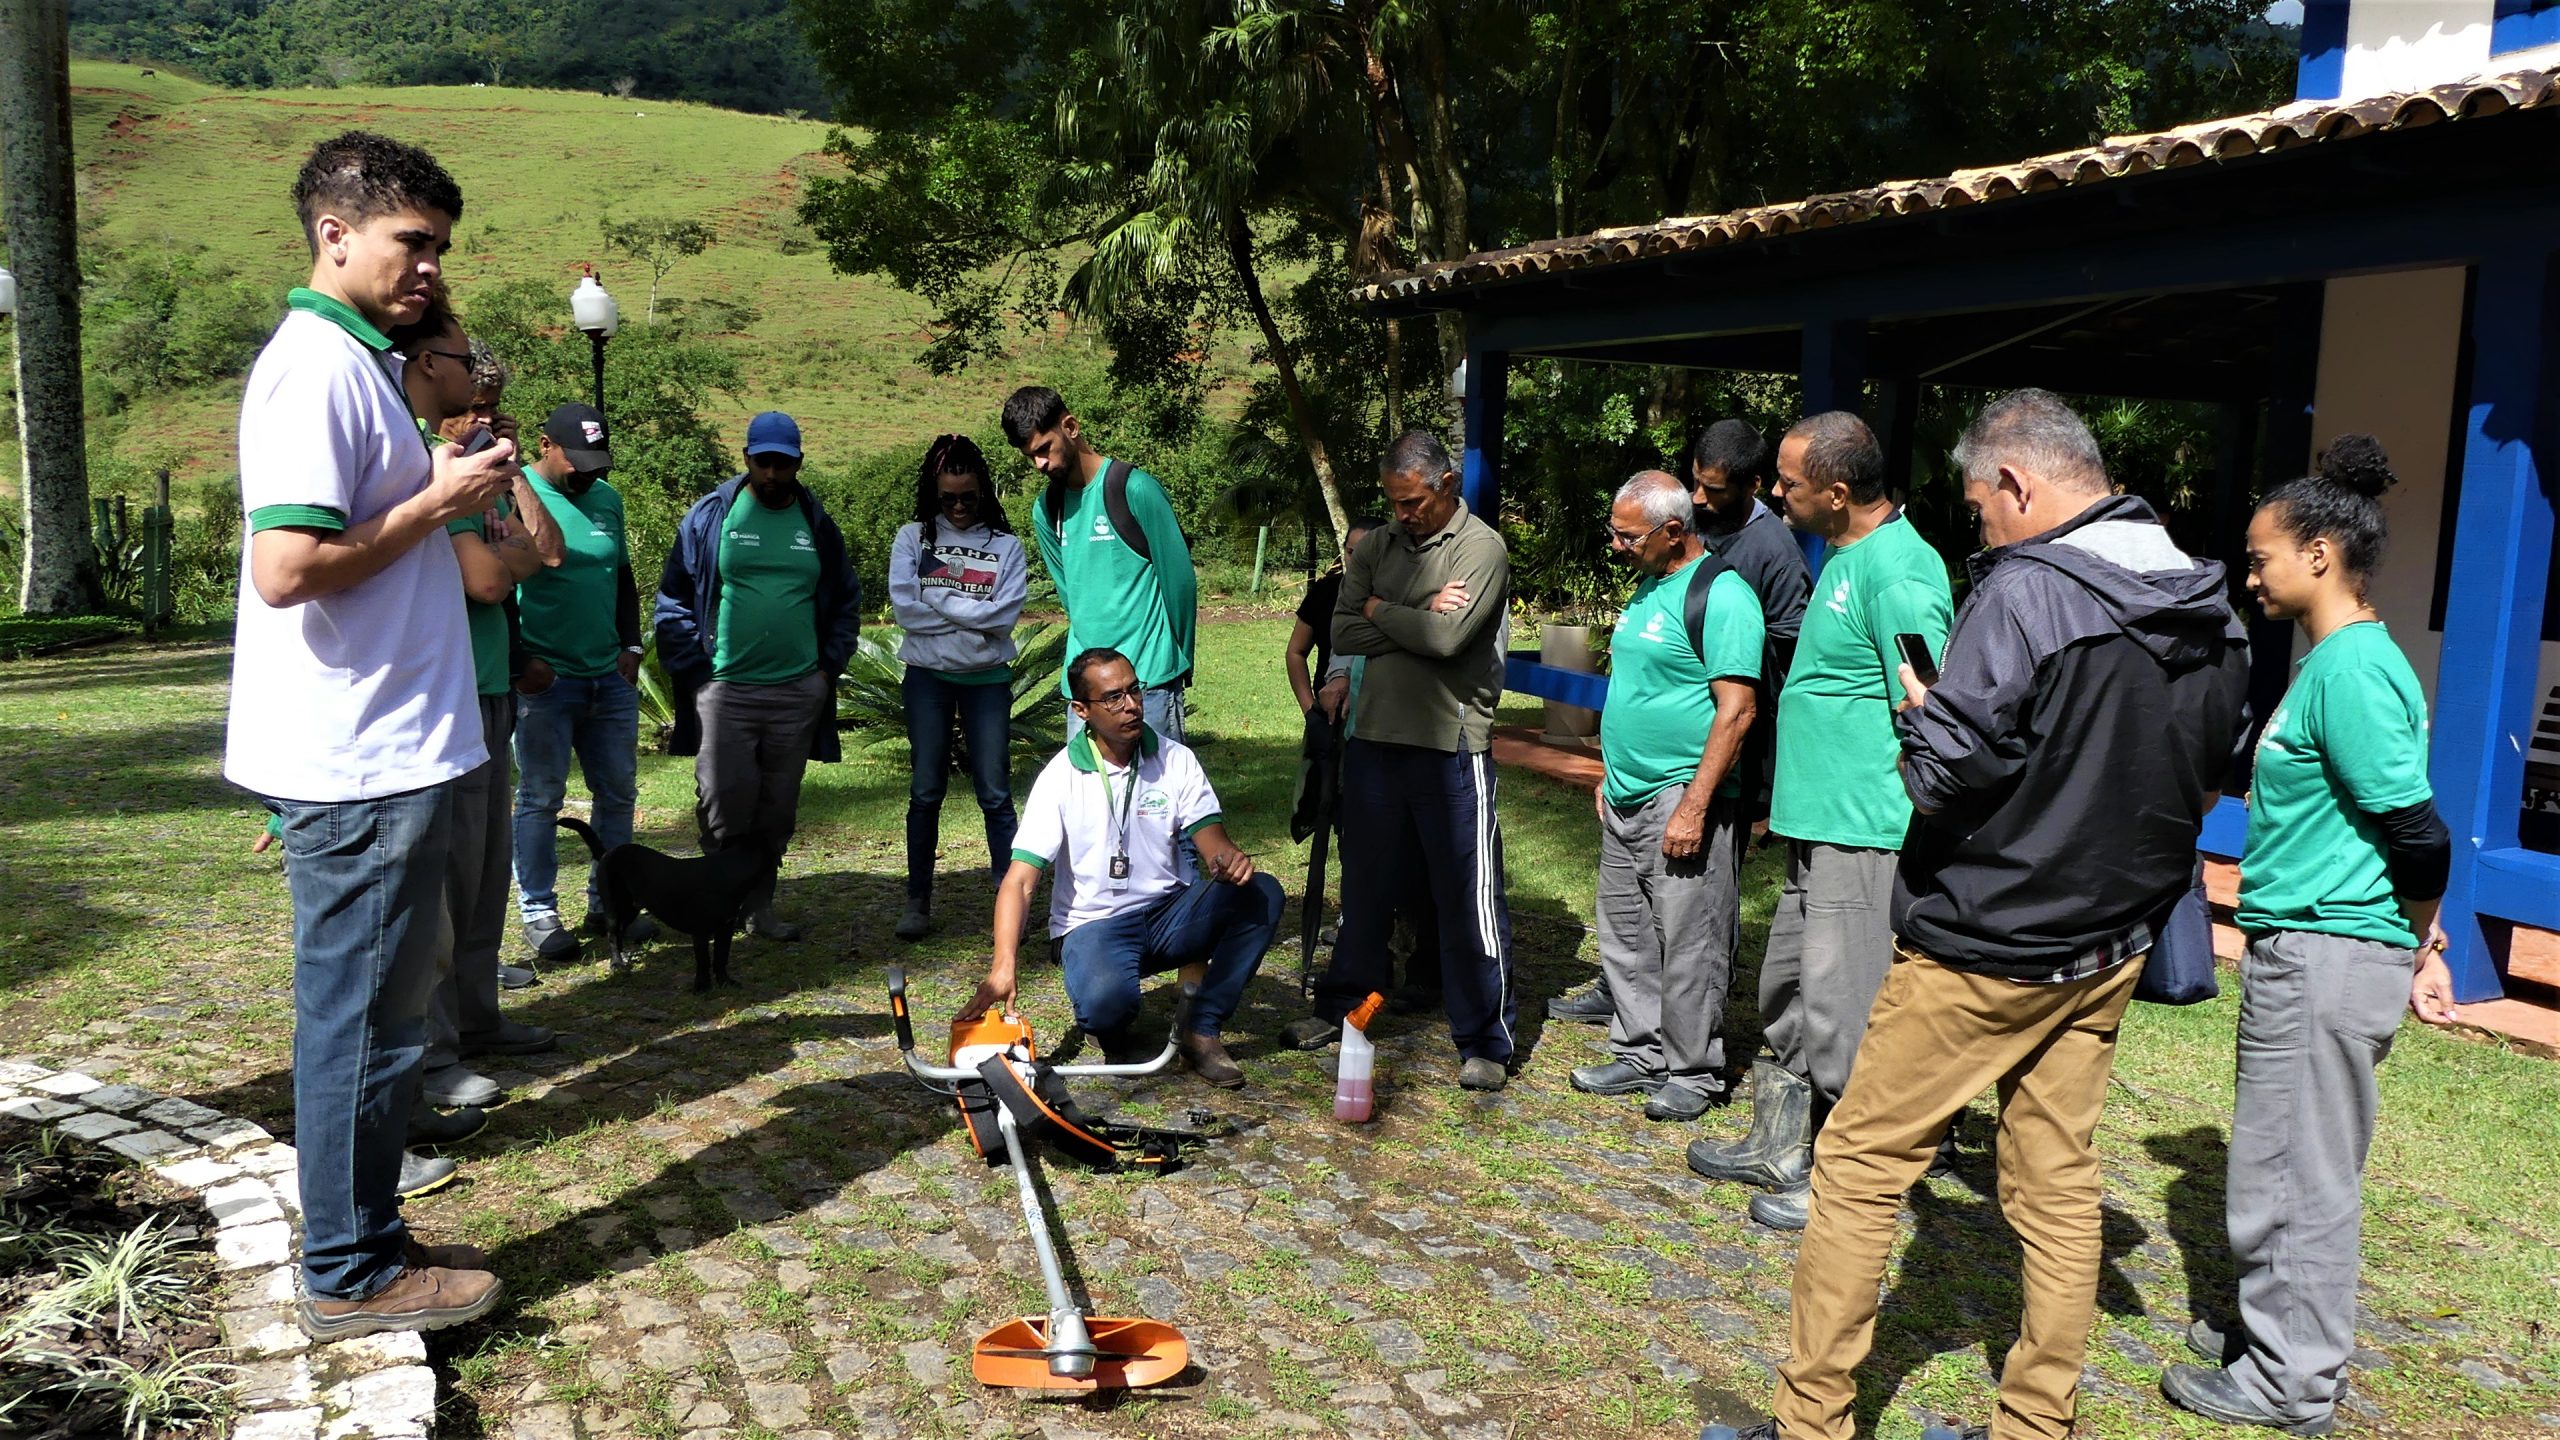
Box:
[1,617,2554,1438]
[35,61,1215,498]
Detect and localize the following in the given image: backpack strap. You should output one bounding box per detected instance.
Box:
[1101,457,1150,562]
[1684,551,1736,664]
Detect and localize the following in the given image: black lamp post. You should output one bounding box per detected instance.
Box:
[571,267,620,432]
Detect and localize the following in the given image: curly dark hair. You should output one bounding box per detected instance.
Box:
[915,433,1010,545]
[292,131,464,255]
[2260,432,2397,584]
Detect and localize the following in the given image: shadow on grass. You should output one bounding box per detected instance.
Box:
[0,641,233,696]
[1850,1156,2156,1434]
[2145,1123,2233,1329]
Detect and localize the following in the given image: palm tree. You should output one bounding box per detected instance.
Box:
[1054,0,1373,547]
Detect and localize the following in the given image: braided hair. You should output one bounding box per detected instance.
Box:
[2260,433,2396,590]
[915,433,1008,546]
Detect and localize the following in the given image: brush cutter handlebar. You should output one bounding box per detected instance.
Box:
[884,968,1200,1082]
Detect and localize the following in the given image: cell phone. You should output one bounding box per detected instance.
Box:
[455,424,497,456]
[1895,632,1939,687]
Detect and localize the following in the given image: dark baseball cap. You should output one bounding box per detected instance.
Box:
[745,410,803,459]
[542,404,612,473]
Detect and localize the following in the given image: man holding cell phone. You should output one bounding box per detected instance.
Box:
[1687,411,1951,1232]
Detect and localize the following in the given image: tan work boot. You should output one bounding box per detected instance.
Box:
[300,1263,502,1340]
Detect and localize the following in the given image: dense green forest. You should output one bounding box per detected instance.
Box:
[68,0,829,114]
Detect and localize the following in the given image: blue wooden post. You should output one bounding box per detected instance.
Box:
[1460,347,1508,520]
[1796,318,1867,576]
[2432,246,2558,1002]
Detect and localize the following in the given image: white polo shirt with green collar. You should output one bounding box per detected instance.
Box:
[225,288,484,802]
[1010,726,1222,936]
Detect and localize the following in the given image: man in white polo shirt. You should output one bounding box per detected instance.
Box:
[228,131,518,1340]
[957,648,1282,1088]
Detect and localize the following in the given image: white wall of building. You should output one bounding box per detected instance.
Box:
[2308,267,2560,734]
[2330,0,2560,95]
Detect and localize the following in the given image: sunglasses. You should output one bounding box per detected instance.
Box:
[937,491,982,512]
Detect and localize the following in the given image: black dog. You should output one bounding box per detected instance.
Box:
[555,818,779,992]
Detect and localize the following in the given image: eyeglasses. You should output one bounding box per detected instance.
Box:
[420,346,471,366]
[1078,683,1146,712]
[1603,517,1674,549]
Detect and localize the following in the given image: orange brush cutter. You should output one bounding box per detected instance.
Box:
[886,967,1198,1389]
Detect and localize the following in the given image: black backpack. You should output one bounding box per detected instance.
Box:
[1682,551,1737,664]
[1039,457,1150,561]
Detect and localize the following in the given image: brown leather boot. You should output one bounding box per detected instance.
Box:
[300,1264,502,1340]
[1178,1031,1245,1089]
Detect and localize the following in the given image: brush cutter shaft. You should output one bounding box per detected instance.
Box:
[997,1105,1098,1377]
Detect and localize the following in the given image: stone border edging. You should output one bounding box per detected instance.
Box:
[0,1058,441,1440]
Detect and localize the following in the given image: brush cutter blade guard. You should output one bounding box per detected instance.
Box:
[971,1317,1190,1390]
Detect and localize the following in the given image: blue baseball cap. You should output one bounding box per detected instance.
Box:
[745,411,802,458]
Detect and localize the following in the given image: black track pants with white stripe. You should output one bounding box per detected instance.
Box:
[1320,738,1518,1063]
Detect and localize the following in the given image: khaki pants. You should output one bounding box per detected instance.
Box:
[1776,942,2146,1440]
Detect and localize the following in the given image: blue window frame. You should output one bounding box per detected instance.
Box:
[2493,0,2560,57]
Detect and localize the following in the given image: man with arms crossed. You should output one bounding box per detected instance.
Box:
[1689,412,1951,1231]
[229,131,518,1338]
[1572,471,1763,1123]
[1288,428,1517,1092]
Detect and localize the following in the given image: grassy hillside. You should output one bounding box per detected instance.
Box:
[43,60,1148,493]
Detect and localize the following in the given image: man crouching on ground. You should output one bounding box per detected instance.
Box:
[957,649,1284,1087]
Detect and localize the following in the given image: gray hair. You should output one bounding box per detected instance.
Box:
[1951,388,2107,493]
[466,337,510,395]
[1612,469,1691,528]
[1381,426,1459,493]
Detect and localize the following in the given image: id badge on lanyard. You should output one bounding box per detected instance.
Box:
[1103,766,1136,891]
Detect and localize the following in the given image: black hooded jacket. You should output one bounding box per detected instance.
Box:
[1892,495,2250,979]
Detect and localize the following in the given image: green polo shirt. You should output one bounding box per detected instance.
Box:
[1770,514,1952,849]
[712,485,822,685]
[435,425,511,697]
[2236,622,2432,947]
[1601,560,1765,808]
[514,466,628,679]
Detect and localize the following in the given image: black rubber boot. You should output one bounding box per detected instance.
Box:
[1685,1060,1812,1188]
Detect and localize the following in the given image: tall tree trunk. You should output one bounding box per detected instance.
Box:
[1411,10,1470,263]
[1,0,101,616]
[1224,212,1350,548]
[1551,0,1583,237]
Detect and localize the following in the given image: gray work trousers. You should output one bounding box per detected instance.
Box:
[426,693,513,1072]
[1759,839,1898,1106]
[694,670,830,871]
[2226,929,2412,1424]
[1596,788,1742,1082]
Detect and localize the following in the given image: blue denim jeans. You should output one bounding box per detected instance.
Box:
[266,782,452,1300]
[1057,874,1282,1039]
[512,670,638,920]
[902,668,1018,900]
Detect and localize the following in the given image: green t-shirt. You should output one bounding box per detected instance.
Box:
[712,486,822,685]
[2235,622,2432,947]
[1770,514,1952,849]
[445,499,513,697]
[514,467,628,679]
[1600,561,1765,809]
[1029,460,1197,694]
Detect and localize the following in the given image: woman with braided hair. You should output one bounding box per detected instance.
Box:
[888,433,1028,941]
[2163,434,2460,1436]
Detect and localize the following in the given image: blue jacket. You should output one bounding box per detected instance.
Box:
[654,477,860,761]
